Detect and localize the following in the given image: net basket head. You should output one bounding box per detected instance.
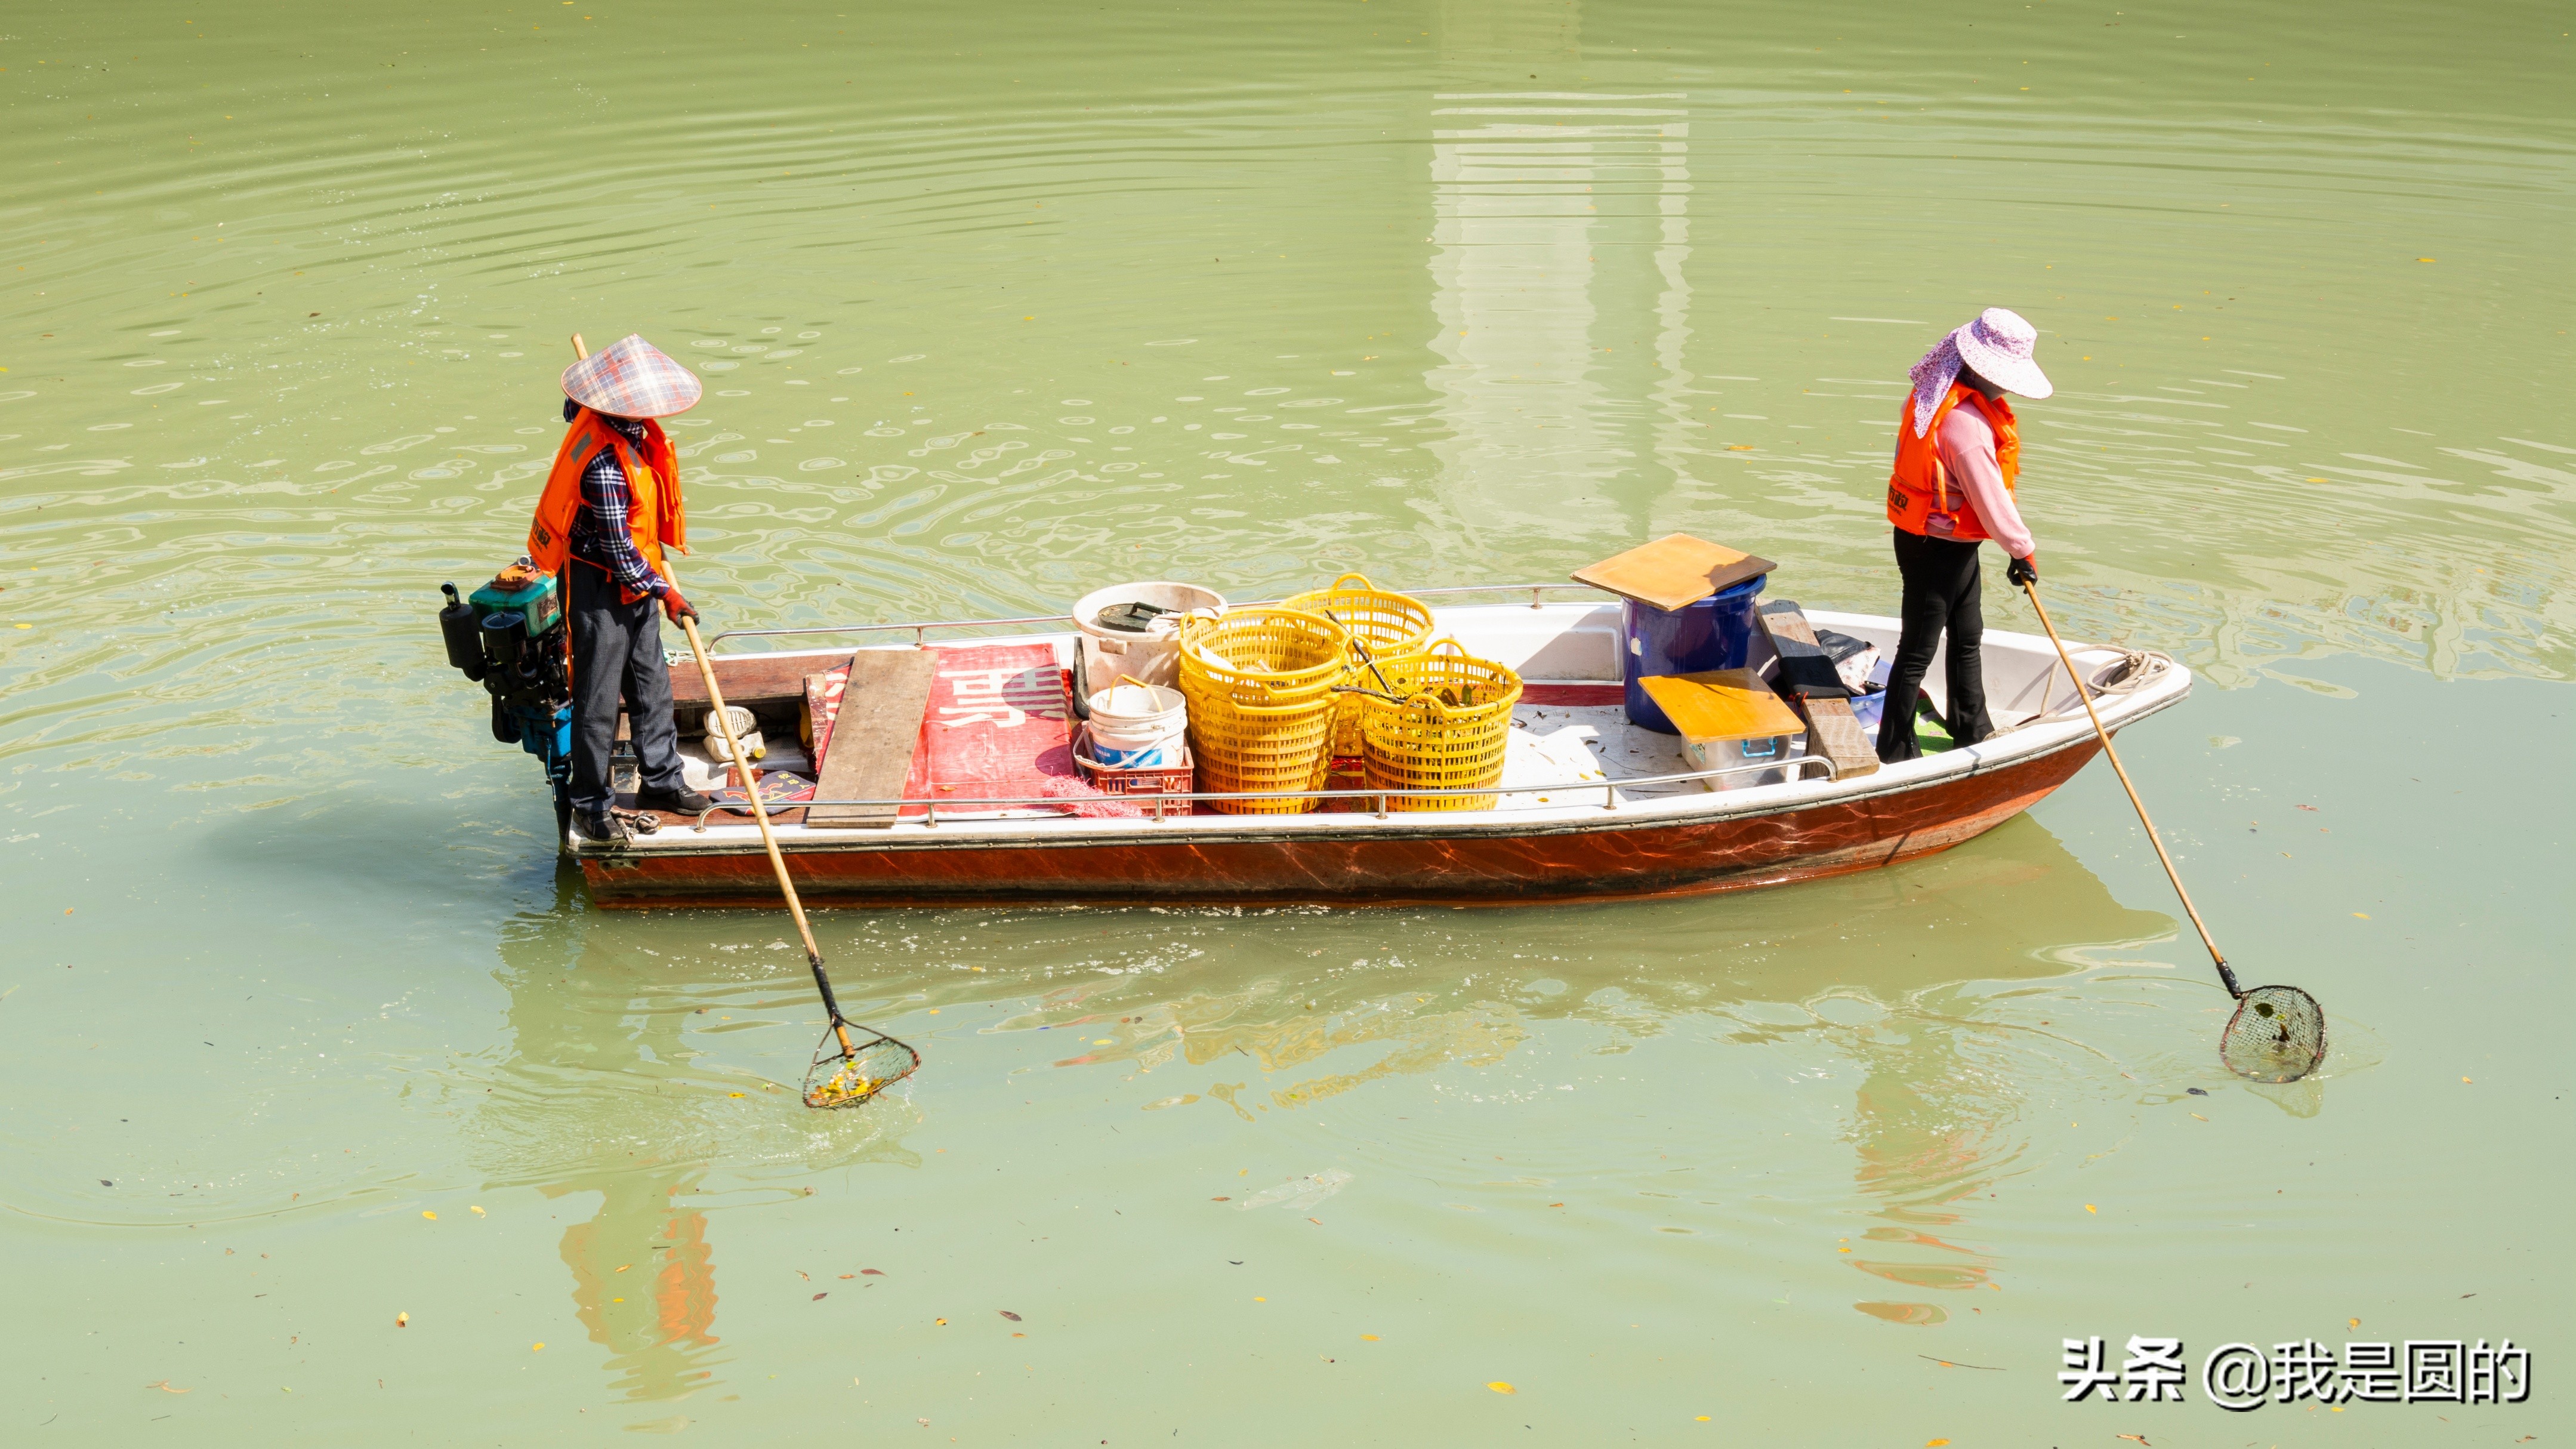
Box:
[802,1022,920,1109]
[2220,985,2327,1084]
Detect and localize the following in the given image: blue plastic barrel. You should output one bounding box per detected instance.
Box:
[1622,575,1769,733]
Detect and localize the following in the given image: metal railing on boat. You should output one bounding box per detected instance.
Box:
[673,755,1836,833]
[701,584,1602,652]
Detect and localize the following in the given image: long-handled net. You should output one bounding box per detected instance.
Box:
[2220,985,2328,1086]
[680,612,919,1108]
[2022,581,2327,1083]
[803,1019,921,1108]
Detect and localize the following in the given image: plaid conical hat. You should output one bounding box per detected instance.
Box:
[561,334,702,419]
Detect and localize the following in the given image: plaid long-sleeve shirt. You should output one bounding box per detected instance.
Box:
[566,415,670,600]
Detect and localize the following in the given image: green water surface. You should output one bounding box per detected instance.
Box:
[4,1,2569,1442]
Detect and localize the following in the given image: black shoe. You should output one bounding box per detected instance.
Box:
[572,810,622,843]
[633,785,714,816]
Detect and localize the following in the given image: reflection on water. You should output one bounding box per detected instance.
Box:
[483,877,731,1401]
[476,874,920,1402]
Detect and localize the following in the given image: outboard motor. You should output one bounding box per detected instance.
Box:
[435,559,576,832]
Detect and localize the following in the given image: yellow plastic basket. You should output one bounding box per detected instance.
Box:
[1357,640,1524,812]
[1177,606,1350,707]
[1181,686,1337,814]
[1280,574,1437,754]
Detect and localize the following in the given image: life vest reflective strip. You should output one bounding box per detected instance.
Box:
[525,410,688,578]
[1884,384,2019,542]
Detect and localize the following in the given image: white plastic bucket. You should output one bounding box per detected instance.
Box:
[1084,681,1187,767]
[1072,581,1226,689]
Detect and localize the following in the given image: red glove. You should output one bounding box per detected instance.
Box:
[662,586,698,623]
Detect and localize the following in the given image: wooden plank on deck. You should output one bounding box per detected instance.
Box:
[1571,533,1776,613]
[1757,600,1880,780]
[804,650,938,829]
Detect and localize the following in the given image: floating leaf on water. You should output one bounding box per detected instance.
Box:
[1487,1381,1516,1394]
[396,1312,408,1327]
[1361,1334,1380,1342]
[813,1292,827,1301]
[862,1268,884,1275]
[999,1311,1022,1321]
[421,1210,437,1220]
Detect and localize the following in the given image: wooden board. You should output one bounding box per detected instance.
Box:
[1754,599,1848,701]
[1755,600,1879,780]
[667,652,823,713]
[1572,533,1776,613]
[804,649,938,830]
[1637,669,1806,741]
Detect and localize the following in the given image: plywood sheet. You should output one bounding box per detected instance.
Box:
[1754,600,1879,779]
[805,649,937,829]
[1572,534,1776,613]
[1637,669,1806,742]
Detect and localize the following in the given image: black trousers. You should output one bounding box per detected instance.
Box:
[1876,528,1997,763]
[567,563,687,815]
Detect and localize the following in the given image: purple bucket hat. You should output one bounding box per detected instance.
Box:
[562,333,703,420]
[1909,307,2052,436]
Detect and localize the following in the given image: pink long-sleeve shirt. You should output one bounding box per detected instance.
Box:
[1935,402,2035,559]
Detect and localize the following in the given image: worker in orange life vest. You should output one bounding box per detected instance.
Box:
[1877,308,2049,763]
[525,334,713,841]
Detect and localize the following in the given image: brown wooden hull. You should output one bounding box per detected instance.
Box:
[582,736,2102,910]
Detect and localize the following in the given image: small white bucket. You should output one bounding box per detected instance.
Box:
[1085,681,1187,767]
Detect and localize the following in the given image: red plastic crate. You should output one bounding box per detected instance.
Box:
[1071,724,1195,798]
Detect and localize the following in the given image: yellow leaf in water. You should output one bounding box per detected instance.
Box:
[2349,1317,2361,1329]
[146,1380,190,1394]
[532,1343,544,1352]
[1488,1381,1516,1394]
[1361,1334,1381,1342]
[2352,912,2370,919]
[615,1263,631,1273]
[1929,1441,1950,1447]
[469,1206,486,1216]
[2463,1077,2473,1084]
[728,1092,746,1097]
[421,1210,437,1220]
[396,1312,408,1327]
[2084,1204,2097,1213]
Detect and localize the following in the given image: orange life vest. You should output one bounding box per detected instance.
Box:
[1885,384,2019,542]
[525,409,687,580]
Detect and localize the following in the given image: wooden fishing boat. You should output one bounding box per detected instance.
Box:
[572,586,2188,908]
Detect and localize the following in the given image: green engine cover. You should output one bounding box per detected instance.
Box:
[469,570,563,636]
